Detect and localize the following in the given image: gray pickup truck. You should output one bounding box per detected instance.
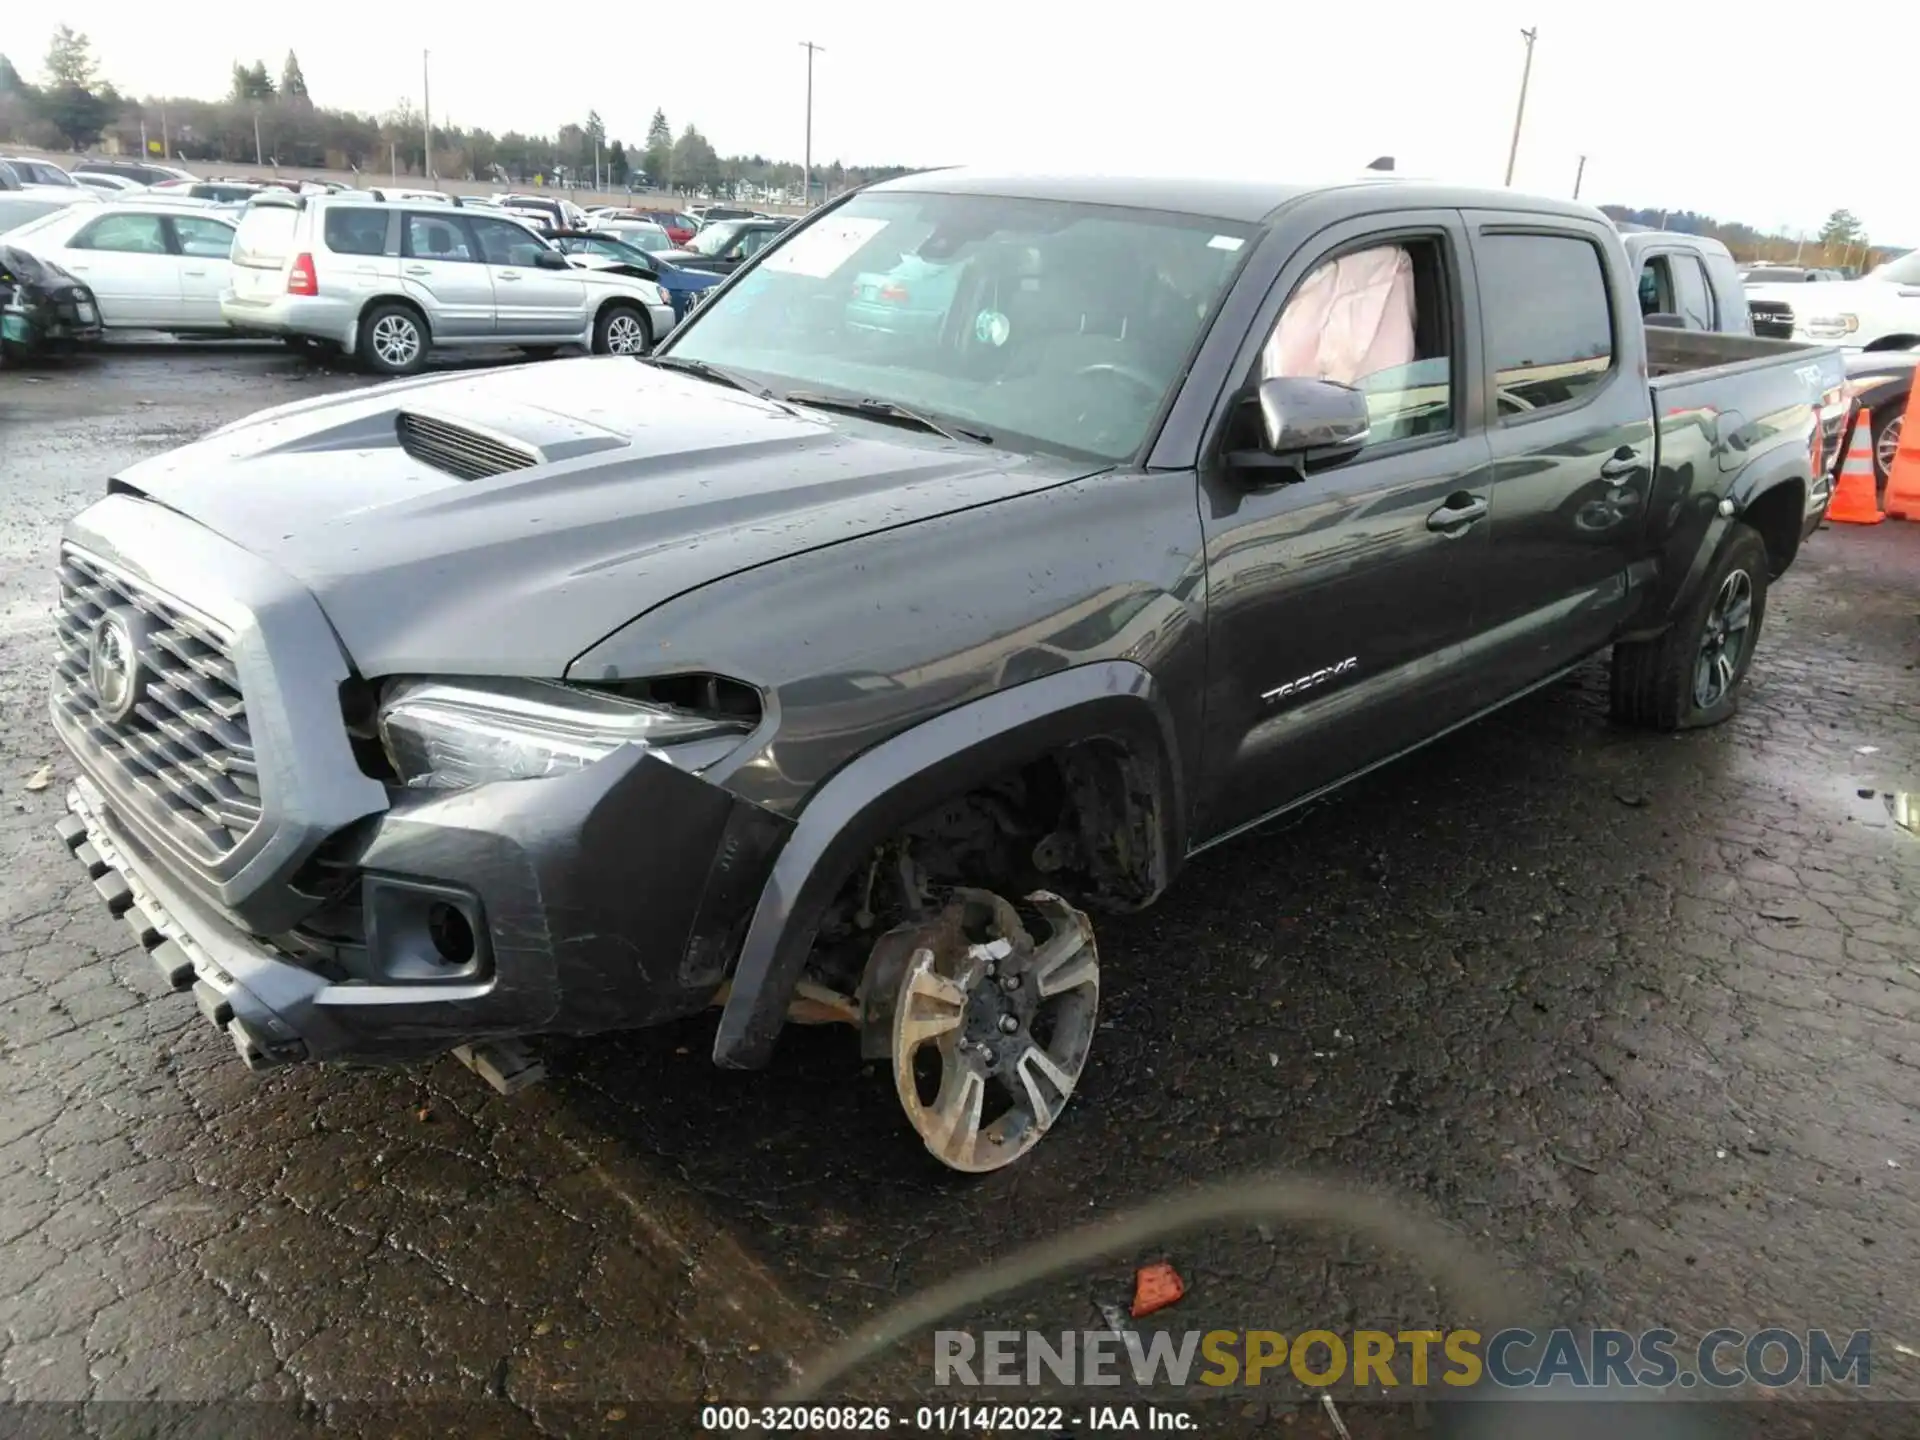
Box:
[49,171,1845,1172]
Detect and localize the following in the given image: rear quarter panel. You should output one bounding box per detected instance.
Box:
[1634,340,1839,631]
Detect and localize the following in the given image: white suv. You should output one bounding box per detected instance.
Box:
[220,191,676,374]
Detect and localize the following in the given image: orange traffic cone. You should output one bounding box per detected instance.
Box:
[1826,407,1884,525]
[1886,381,1920,522]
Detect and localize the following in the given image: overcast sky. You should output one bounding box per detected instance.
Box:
[11,1,1914,246]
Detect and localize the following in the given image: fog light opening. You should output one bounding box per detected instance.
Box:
[426,902,476,968]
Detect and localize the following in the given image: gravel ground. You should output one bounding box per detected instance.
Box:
[1,346,1916,1438]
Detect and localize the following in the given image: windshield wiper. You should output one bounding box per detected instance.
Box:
[643,355,803,415]
[642,354,757,393]
[782,391,993,446]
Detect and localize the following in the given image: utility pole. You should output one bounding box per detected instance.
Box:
[1572,153,1586,200]
[422,50,432,181]
[799,40,824,208]
[253,106,263,166]
[1504,27,1537,187]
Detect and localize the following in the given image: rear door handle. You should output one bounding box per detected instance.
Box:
[1600,451,1642,480]
[404,265,431,276]
[1427,495,1489,532]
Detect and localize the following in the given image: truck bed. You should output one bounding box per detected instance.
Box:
[1643,326,1836,379]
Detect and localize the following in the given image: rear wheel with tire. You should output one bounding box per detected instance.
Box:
[593,304,651,356]
[1609,521,1769,730]
[1873,405,1903,498]
[358,303,428,376]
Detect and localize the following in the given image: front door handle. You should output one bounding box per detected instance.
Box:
[1427,495,1489,532]
[497,272,522,282]
[1600,450,1642,480]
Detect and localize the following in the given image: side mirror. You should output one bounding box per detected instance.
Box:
[534,248,569,270]
[1227,376,1371,481]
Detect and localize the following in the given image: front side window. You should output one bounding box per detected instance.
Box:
[1259,238,1454,445]
[668,189,1253,461]
[1478,233,1614,415]
[170,215,236,259]
[72,213,169,254]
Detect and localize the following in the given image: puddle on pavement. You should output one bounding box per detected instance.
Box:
[1886,791,1920,837]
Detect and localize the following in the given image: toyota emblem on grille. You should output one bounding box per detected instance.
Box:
[88,609,149,724]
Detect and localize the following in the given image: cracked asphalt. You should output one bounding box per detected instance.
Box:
[1,347,1917,1439]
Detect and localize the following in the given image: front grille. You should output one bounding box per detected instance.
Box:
[1748,300,1794,339]
[396,411,539,481]
[52,547,262,865]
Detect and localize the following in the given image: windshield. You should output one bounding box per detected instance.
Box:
[687,220,746,256]
[578,236,649,265]
[1868,250,1920,285]
[665,189,1254,461]
[0,197,75,235]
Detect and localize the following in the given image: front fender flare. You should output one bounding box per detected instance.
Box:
[713,661,1185,1070]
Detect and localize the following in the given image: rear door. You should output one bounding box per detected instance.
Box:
[1464,215,1656,691]
[469,215,585,338]
[162,212,237,327]
[56,211,178,327]
[399,211,494,337]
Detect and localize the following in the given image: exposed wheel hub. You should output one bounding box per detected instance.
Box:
[887,889,1098,1173]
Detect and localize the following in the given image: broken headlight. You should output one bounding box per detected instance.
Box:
[377,677,753,791]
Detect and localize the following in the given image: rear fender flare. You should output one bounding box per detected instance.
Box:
[712,661,1185,1070]
[1654,446,1809,635]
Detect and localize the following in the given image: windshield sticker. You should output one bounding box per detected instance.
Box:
[975,310,1012,347]
[761,216,891,278]
[1208,235,1246,251]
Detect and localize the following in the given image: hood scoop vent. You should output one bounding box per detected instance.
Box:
[396,411,542,481]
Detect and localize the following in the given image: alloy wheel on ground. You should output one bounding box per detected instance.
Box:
[1878,414,1903,481]
[370,313,421,371]
[604,311,650,355]
[1694,568,1754,711]
[888,890,1099,1174]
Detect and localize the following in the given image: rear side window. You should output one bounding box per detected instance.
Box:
[233,206,298,267]
[1479,233,1614,415]
[405,213,475,261]
[324,207,389,256]
[1669,255,1714,331]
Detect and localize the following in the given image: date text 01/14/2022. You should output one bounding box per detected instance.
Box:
[698,1403,1199,1431]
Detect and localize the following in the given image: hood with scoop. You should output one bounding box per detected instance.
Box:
[110,357,1094,678]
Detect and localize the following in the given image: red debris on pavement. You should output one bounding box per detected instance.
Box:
[1131,1261,1185,1318]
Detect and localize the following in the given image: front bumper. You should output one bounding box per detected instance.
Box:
[55,734,790,1072]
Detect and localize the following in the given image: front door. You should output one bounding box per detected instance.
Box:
[399,212,493,338]
[1195,211,1495,845]
[469,215,585,339]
